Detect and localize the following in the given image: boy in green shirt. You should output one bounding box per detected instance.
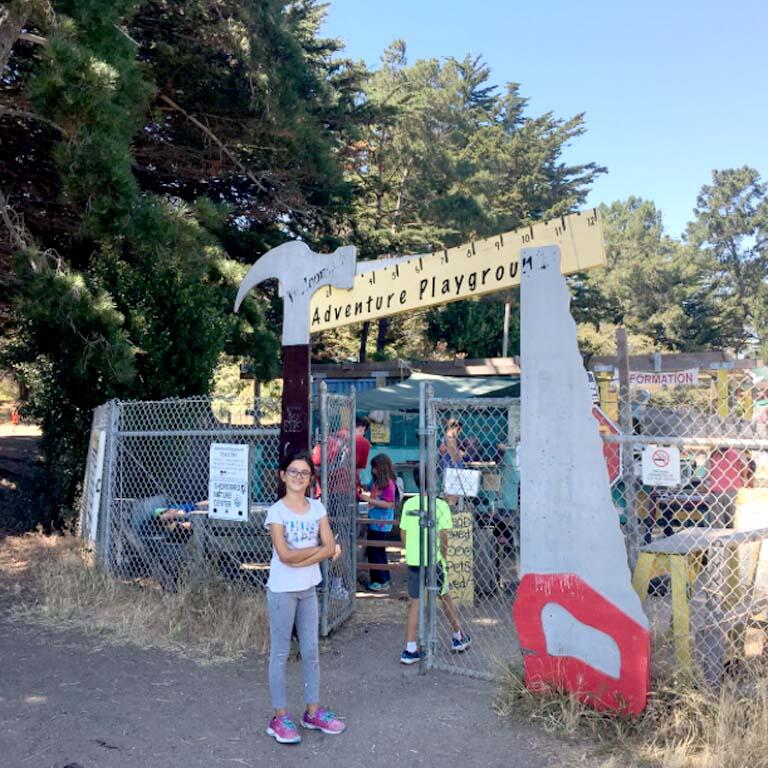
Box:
[398,469,471,664]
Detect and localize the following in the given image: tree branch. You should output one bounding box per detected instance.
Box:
[18,31,46,46]
[0,188,32,252]
[158,94,296,214]
[0,105,65,134]
[0,3,28,74]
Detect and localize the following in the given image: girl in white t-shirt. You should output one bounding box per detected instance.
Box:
[264,451,346,744]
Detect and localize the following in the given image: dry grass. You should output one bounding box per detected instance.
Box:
[494,663,768,768]
[2,533,270,662]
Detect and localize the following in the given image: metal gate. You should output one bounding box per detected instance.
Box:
[421,386,521,679]
[318,382,357,634]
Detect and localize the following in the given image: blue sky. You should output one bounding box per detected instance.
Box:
[322,0,767,239]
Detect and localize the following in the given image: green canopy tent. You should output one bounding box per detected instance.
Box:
[354,372,520,493]
[355,372,520,412]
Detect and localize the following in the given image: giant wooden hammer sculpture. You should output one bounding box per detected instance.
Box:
[234,241,356,460]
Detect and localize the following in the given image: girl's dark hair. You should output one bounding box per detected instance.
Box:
[370,453,396,488]
[279,450,315,475]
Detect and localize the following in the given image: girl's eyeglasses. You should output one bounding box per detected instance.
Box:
[285,468,312,479]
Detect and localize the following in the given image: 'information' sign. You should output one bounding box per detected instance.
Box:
[630,369,699,387]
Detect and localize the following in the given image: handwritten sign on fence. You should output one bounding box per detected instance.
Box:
[446,507,474,606]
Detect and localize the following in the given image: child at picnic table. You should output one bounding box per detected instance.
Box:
[358,453,398,592]
[263,451,346,744]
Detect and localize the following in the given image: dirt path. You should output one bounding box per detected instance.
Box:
[0,536,593,768]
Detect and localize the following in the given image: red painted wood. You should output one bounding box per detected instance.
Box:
[513,573,650,715]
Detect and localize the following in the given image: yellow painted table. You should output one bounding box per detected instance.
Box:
[632,528,756,675]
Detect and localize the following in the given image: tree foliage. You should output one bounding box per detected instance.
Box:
[569,173,768,356]
[317,42,605,361]
[570,198,721,351]
[2,3,765,529]
[685,167,768,353]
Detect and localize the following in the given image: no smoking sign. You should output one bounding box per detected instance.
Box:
[642,444,681,487]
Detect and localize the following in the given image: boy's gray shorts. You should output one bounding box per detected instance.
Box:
[407,563,448,598]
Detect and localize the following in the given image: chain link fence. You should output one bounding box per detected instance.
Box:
[80,366,768,680]
[318,385,357,634]
[616,370,768,683]
[421,369,768,684]
[80,391,355,636]
[424,393,521,679]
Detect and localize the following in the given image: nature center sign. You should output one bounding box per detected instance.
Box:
[310,210,606,333]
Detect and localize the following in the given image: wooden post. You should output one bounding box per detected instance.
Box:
[717,369,729,418]
[617,328,640,568]
[502,300,511,357]
[279,345,311,461]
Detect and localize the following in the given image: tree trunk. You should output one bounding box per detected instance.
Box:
[359,321,369,362]
[376,317,390,355]
[0,3,28,75]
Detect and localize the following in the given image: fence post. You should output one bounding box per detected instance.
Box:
[716,368,730,418]
[417,382,427,672]
[350,385,357,616]
[100,399,120,573]
[319,380,330,636]
[425,384,439,671]
[617,329,640,568]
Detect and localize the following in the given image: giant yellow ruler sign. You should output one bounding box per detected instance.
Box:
[310,209,605,333]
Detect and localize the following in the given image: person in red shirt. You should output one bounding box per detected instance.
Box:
[311,416,371,507]
[708,446,754,527]
[353,417,371,498]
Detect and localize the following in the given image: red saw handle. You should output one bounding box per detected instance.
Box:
[513,573,650,715]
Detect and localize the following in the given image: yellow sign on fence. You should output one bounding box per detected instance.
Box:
[446,506,474,606]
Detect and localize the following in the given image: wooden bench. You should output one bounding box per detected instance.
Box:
[356,516,406,575]
[190,509,272,581]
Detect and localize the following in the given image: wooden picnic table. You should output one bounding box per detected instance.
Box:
[632,525,768,677]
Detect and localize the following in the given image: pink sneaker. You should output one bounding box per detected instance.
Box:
[301,707,346,735]
[266,714,301,744]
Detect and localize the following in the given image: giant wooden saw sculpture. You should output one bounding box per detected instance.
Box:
[234,210,650,713]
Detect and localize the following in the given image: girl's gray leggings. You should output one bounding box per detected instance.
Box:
[267,587,320,710]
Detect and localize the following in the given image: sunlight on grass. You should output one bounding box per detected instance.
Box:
[494,663,768,768]
[6,534,269,662]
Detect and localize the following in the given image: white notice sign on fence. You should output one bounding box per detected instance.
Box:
[641,445,681,487]
[443,468,481,497]
[81,429,106,547]
[209,443,250,521]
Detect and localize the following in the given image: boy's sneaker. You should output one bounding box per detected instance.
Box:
[452,633,472,652]
[368,581,390,592]
[400,648,421,665]
[301,707,346,735]
[266,714,301,744]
